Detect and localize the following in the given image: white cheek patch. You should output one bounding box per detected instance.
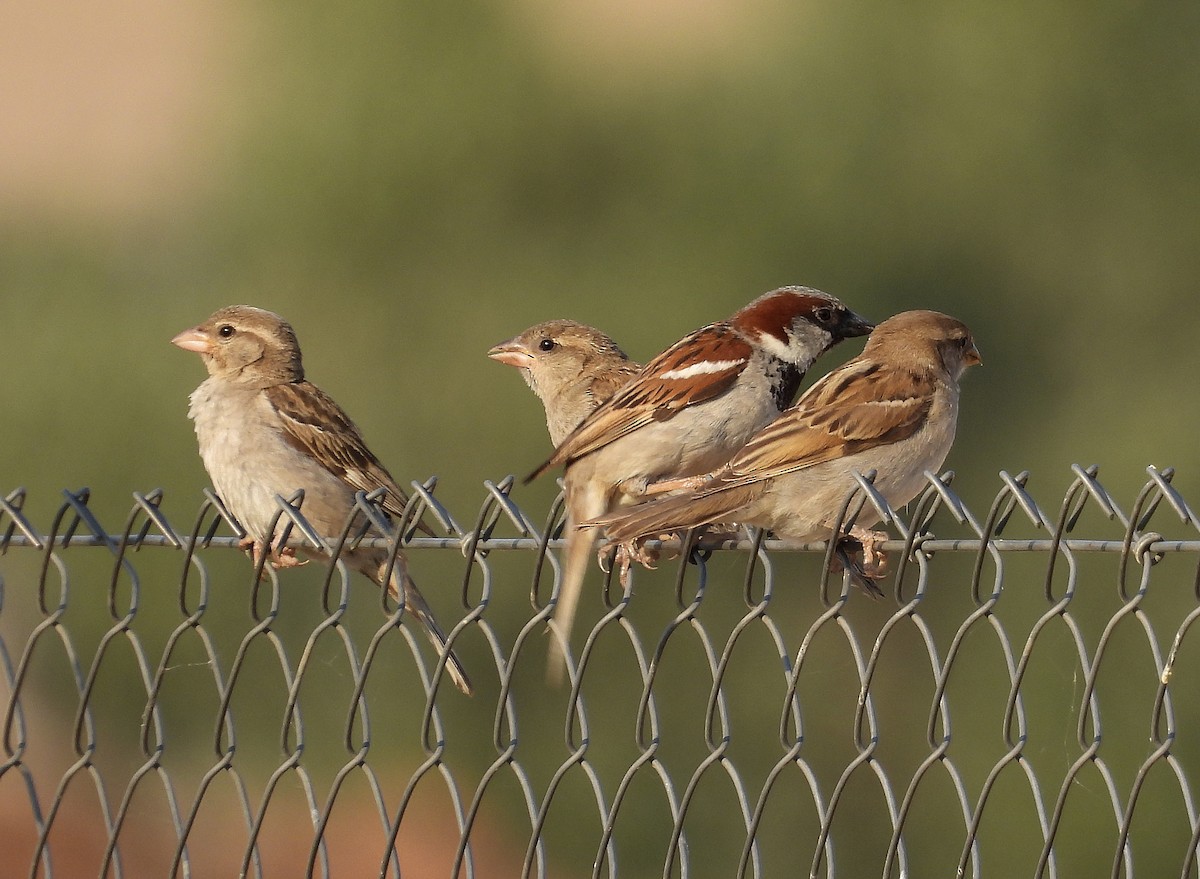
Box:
[658,359,746,380]
[756,328,829,364]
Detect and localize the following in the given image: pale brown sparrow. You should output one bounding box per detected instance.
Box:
[488,320,641,446]
[587,309,982,591]
[524,287,874,675]
[172,305,473,695]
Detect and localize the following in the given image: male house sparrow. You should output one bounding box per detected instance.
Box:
[487,320,641,446]
[586,310,981,589]
[525,287,874,674]
[172,305,473,695]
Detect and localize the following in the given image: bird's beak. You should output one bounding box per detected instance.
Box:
[487,341,533,368]
[964,341,983,367]
[842,310,875,338]
[171,328,213,354]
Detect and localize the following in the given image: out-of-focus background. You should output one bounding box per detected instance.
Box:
[3,0,1199,515]
[2,1,1200,876]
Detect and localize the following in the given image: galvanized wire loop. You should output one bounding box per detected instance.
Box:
[5,469,1200,878]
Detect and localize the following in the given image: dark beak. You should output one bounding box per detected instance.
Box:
[964,340,983,367]
[840,309,876,339]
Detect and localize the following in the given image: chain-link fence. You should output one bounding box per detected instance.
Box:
[2,466,1199,878]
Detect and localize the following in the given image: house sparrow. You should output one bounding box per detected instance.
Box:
[525,287,874,676]
[172,305,473,695]
[487,320,641,446]
[586,310,982,591]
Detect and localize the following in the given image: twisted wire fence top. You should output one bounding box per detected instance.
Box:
[2,464,1200,878]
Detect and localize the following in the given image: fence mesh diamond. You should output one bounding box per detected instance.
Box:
[2,465,1199,878]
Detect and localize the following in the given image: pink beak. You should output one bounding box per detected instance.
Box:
[171,328,213,354]
[487,342,533,368]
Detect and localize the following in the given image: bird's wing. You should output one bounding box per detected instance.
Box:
[265,382,435,534]
[719,359,933,487]
[526,323,751,481]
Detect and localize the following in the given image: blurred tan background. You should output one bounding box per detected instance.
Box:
[2,1,1200,876]
[3,0,1198,518]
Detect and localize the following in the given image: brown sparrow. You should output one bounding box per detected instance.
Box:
[587,310,982,591]
[172,305,473,695]
[488,320,641,446]
[524,287,874,675]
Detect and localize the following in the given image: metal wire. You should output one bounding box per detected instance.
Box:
[2,465,1200,878]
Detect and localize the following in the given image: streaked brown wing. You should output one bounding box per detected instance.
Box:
[266,382,435,534]
[583,360,643,407]
[722,360,933,485]
[526,323,753,480]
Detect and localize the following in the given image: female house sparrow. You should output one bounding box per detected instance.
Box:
[172,305,473,695]
[587,310,982,588]
[525,287,874,673]
[487,320,642,446]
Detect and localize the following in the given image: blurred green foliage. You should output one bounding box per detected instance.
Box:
[3,0,1199,517]
[3,0,1200,875]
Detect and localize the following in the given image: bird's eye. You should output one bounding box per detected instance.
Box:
[813,306,835,325]
[218,324,236,338]
[539,338,556,352]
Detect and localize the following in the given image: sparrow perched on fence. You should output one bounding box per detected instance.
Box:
[586,310,981,592]
[172,305,473,695]
[524,287,874,678]
[488,320,642,446]
[489,319,641,679]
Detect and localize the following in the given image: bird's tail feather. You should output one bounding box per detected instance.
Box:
[379,558,474,696]
[546,524,597,686]
[589,484,761,545]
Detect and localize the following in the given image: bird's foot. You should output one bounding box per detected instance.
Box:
[597,540,662,589]
[830,530,890,598]
[695,522,742,547]
[238,536,265,567]
[238,537,307,572]
[268,546,308,569]
[850,527,890,579]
